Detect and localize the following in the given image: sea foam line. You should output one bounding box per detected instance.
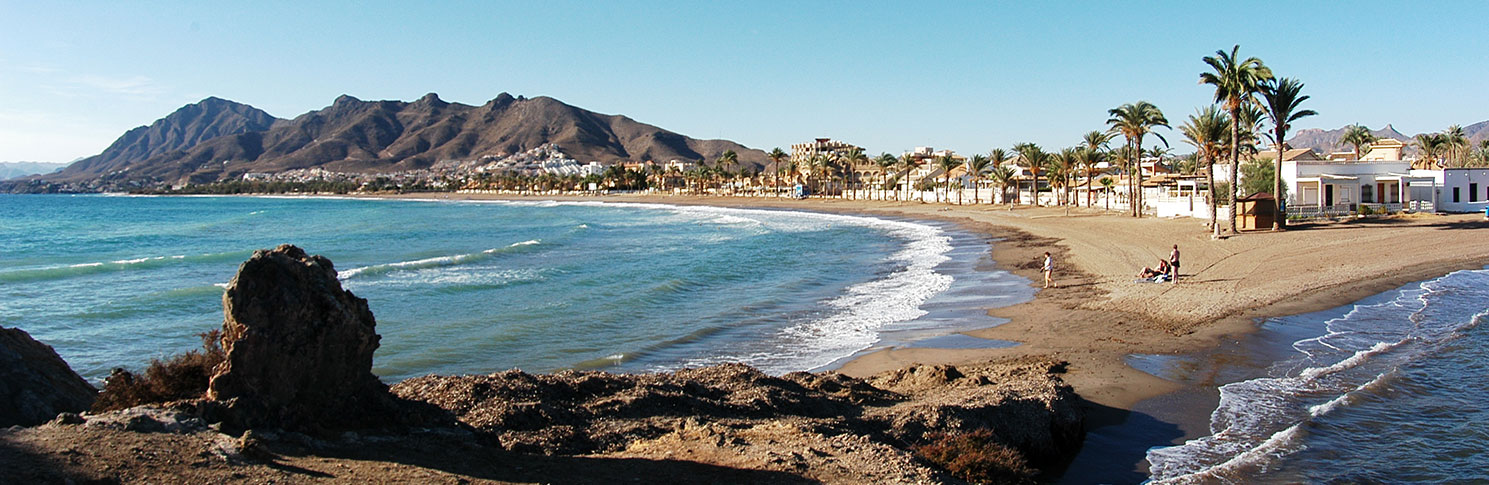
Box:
[0,252,242,284]
[338,240,540,280]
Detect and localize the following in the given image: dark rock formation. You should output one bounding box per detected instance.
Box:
[393,363,897,454]
[206,244,393,431]
[0,326,97,427]
[392,359,1085,479]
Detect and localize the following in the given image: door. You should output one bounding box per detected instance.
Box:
[1325,184,1334,206]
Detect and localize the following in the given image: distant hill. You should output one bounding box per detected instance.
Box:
[1286,121,1489,157]
[0,161,69,180]
[1285,124,1414,155]
[39,93,769,186]
[52,97,280,182]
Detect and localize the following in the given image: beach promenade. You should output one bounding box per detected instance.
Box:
[408,192,1489,420]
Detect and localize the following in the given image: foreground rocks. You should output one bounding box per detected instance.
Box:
[393,359,1083,483]
[206,244,398,432]
[0,326,97,427]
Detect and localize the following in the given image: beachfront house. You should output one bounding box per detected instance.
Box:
[1433,168,1489,213]
[1272,140,1439,217]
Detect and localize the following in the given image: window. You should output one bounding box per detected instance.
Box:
[1453,187,1461,203]
[1473,183,1480,203]
[1361,184,1373,203]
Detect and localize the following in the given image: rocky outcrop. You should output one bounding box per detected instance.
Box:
[0,326,97,427]
[394,359,1084,481]
[206,244,394,431]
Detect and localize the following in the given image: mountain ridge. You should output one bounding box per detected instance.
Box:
[1286,121,1489,156]
[39,93,769,186]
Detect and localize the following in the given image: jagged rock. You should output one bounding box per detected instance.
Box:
[0,326,97,427]
[206,244,392,431]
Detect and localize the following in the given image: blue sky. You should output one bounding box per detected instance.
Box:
[2,1,1486,162]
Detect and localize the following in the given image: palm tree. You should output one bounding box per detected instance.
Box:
[1014,143,1046,206]
[1445,125,1469,167]
[1260,77,1317,231]
[717,150,739,194]
[768,148,788,197]
[1181,105,1232,238]
[1339,124,1376,160]
[898,153,917,202]
[1107,101,1170,217]
[1081,131,1113,207]
[988,164,1016,204]
[988,148,1010,204]
[1099,177,1116,211]
[1414,133,1446,169]
[1201,44,1273,234]
[1076,146,1107,208]
[1054,148,1080,206]
[936,154,963,204]
[843,147,868,200]
[964,154,991,204]
[875,153,897,201]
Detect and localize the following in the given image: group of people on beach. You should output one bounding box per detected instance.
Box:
[1137,244,1181,283]
[1040,244,1180,289]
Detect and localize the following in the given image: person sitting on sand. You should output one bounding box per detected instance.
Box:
[1139,259,1170,279]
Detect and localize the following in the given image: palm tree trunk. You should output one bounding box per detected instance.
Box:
[1209,158,1220,238]
[1273,137,1285,231]
[1228,107,1241,235]
[1033,169,1040,207]
[1085,172,1093,207]
[1135,136,1145,218]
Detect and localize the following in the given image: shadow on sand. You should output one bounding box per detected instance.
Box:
[1050,399,1186,485]
[267,436,819,485]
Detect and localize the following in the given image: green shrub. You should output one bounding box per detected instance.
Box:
[913,429,1036,484]
[93,330,225,412]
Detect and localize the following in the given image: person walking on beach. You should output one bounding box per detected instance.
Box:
[1168,244,1181,282]
[1042,251,1056,288]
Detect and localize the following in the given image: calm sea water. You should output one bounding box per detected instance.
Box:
[0,194,1024,383]
[1141,268,1489,483]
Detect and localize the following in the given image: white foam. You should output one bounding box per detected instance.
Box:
[1150,424,1307,484]
[1299,340,1401,381]
[339,241,539,280]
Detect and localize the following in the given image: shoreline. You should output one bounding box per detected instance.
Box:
[359,191,1489,419]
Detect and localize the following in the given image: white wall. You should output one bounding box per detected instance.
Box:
[1441,168,1489,213]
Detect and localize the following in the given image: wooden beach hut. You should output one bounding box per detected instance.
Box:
[1236,192,1276,230]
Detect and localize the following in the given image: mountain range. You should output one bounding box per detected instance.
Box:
[37,93,769,186]
[0,161,70,180]
[1285,121,1489,156]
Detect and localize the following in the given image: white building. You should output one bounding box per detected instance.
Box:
[1436,168,1489,213]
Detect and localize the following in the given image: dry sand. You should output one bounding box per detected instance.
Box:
[396,192,1489,421]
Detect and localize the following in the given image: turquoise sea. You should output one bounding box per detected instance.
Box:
[0,194,1025,384]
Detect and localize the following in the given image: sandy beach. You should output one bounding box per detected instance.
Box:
[393,192,1489,421]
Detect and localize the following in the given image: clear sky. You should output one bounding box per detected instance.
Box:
[3,1,1487,163]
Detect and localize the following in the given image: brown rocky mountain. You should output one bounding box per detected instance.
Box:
[53,97,279,181]
[41,93,769,186]
[1285,124,1414,155]
[1286,121,1489,157]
